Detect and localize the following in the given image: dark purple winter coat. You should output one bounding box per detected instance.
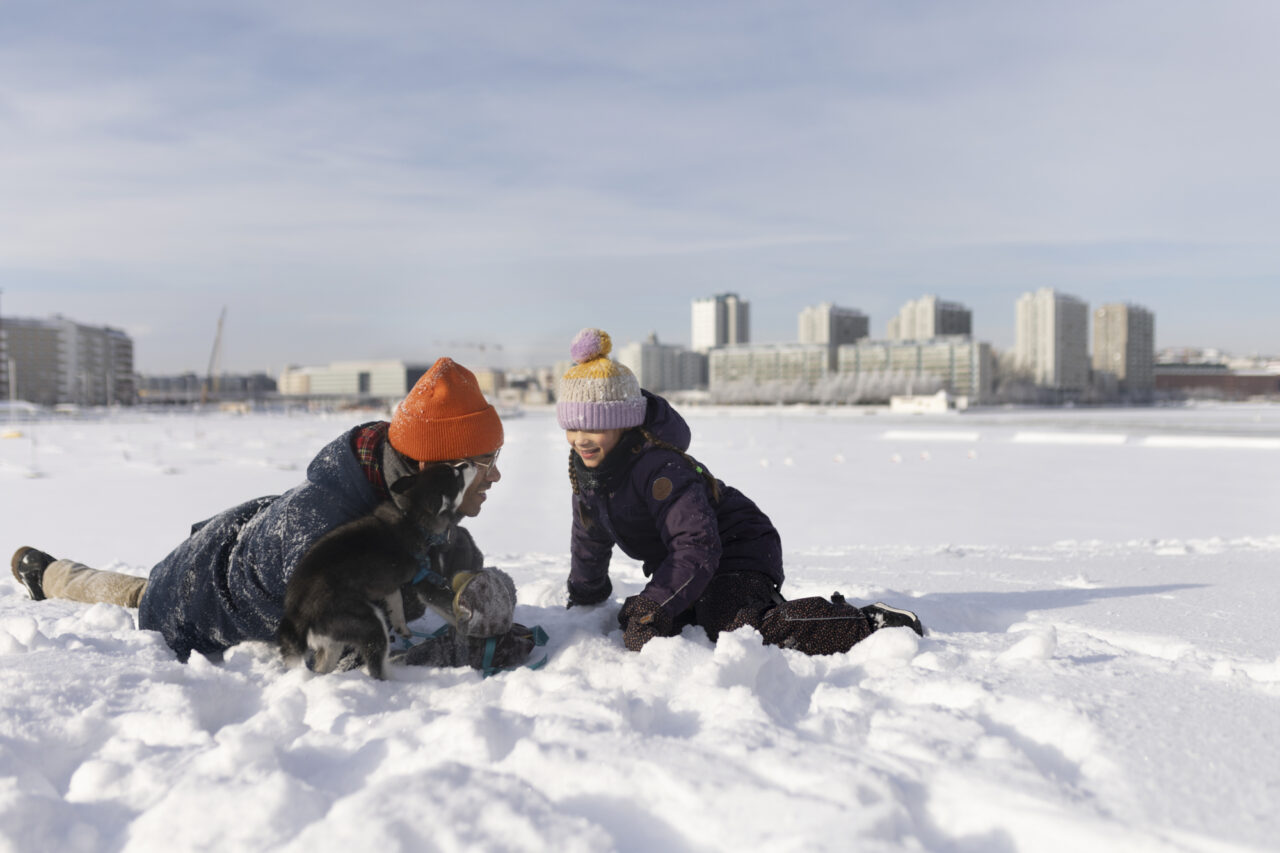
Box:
[568,392,783,621]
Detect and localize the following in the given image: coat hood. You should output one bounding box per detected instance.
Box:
[640,391,690,451]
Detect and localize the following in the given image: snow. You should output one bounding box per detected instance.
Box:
[2,403,1279,852]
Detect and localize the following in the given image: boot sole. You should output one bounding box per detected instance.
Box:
[867,601,925,636]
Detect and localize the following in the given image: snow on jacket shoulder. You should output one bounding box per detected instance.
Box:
[568,393,783,621]
[137,424,383,661]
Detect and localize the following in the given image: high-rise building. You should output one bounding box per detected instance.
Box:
[691,293,749,353]
[887,295,972,341]
[1093,303,1155,396]
[617,333,707,392]
[0,315,134,406]
[798,303,869,346]
[1014,289,1090,391]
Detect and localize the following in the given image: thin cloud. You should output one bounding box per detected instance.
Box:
[2,1,1278,370]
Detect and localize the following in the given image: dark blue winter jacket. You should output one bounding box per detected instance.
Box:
[567,393,783,622]
[138,424,385,661]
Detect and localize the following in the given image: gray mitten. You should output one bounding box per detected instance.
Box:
[453,567,517,638]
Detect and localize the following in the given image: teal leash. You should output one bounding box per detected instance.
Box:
[481,626,550,677]
[396,624,550,677]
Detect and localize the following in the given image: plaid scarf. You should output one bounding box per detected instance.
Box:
[351,421,392,500]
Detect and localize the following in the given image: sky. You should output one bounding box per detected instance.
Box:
[2,0,1278,374]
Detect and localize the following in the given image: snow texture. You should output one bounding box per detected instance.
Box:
[2,403,1279,852]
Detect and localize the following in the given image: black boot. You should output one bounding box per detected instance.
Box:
[10,547,55,601]
[861,601,925,636]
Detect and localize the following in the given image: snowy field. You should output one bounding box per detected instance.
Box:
[2,402,1279,852]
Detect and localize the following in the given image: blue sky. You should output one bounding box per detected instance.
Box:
[2,0,1277,373]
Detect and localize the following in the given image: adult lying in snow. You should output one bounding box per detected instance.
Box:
[556,328,925,654]
[10,358,532,671]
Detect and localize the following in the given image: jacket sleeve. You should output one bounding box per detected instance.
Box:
[638,460,722,620]
[568,496,616,605]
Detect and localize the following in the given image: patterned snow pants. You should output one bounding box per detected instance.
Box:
[681,571,874,656]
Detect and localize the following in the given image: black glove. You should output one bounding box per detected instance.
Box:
[566,575,612,609]
[617,595,673,652]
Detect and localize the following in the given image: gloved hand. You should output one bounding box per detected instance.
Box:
[566,576,612,609]
[452,567,517,638]
[617,595,673,652]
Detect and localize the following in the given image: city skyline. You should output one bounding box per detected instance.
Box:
[3,2,1278,373]
[9,284,1273,379]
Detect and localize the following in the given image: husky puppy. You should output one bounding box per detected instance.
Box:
[278,462,476,679]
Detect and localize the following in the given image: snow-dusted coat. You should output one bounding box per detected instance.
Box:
[568,393,783,622]
[138,424,391,661]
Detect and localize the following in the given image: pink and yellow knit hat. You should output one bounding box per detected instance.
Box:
[557,328,647,430]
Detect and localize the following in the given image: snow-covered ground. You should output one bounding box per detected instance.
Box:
[2,403,1278,852]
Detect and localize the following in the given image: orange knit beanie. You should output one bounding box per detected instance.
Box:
[388,358,504,461]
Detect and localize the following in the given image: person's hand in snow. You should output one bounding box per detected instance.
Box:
[617,595,673,651]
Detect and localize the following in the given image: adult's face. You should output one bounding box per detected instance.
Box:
[455,450,501,517]
[419,449,501,517]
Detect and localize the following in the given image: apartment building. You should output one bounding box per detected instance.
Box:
[0,315,134,406]
[1093,303,1155,396]
[1014,288,1090,391]
[691,293,750,353]
[887,295,972,341]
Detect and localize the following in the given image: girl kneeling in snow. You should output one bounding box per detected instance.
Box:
[558,328,925,654]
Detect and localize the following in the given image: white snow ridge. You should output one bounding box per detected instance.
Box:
[2,403,1279,852]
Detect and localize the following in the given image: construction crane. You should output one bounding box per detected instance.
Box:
[201,307,226,406]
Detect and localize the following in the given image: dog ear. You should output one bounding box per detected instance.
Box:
[418,463,458,491]
[390,473,419,495]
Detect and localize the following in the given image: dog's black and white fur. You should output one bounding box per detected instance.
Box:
[278,462,477,679]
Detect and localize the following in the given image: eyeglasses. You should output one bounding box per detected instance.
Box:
[453,448,500,474]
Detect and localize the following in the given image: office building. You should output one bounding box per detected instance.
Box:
[278,360,432,399]
[691,293,749,353]
[1014,289,1090,391]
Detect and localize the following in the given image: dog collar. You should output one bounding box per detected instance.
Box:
[411,530,454,587]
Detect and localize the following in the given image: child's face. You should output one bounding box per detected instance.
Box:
[566,429,624,468]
